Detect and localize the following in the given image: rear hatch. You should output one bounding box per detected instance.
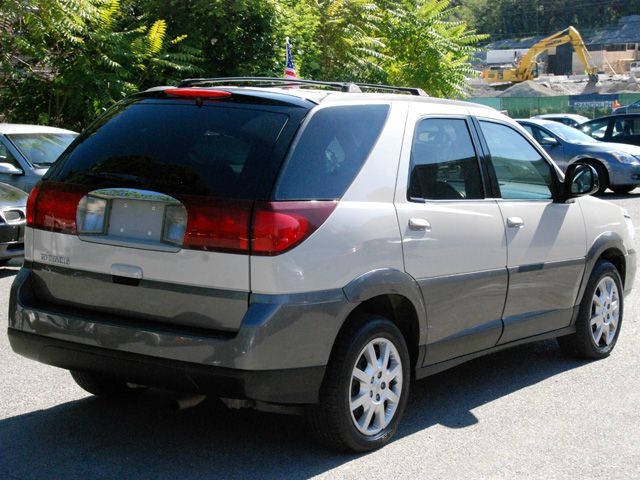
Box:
[26,89,311,333]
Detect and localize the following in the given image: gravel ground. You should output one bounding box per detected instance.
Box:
[1,192,639,480]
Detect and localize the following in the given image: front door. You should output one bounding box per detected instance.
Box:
[476,119,587,344]
[394,107,508,366]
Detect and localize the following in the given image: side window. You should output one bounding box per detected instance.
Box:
[275,105,389,200]
[581,119,609,139]
[0,142,20,169]
[612,117,640,138]
[479,121,554,200]
[408,118,483,200]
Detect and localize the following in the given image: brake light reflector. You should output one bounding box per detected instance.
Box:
[252,201,337,255]
[28,182,88,234]
[180,197,252,253]
[26,181,42,226]
[165,88,232,99]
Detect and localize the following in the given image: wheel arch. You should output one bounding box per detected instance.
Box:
[339,269,428,373]
[576,232,628,310]
[569,156,611,179]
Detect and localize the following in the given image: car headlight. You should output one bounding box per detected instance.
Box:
[609,151,639,164]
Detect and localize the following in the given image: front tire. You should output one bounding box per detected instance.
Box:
[309,316,410,452]
[558,261,623,359]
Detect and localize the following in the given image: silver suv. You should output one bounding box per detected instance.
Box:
[8,78,636,452]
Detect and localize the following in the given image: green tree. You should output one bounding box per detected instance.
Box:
[0,0,200,129]
[382,0,487,97]
[133,0,281,77]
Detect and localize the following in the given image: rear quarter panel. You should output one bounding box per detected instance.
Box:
[250,101,409,294]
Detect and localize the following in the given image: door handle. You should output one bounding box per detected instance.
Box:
[409,218,431,231]
[507,216,525,228]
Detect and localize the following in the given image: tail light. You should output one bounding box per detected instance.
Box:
[27,182,337,255]
[252,201,337,255]
[26,181,88,234]
[180,197,252,253]
[178,199,336,255]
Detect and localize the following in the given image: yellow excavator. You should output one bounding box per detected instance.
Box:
[482,26,599,84]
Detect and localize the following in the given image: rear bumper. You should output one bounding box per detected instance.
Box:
[9,267,354,404]
[8,329,324,404]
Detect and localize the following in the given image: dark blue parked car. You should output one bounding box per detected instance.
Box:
[518,118,640,194]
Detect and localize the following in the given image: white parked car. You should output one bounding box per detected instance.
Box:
[0,124,77,192]
[8,78,636,452]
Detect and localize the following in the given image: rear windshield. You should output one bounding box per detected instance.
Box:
[47,99,306,199]
[274,105,390,200]
[7,133,77,167]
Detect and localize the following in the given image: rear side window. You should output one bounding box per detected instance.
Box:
[274,105,389,200]
[48,99,299,199]
[408,118,483,200]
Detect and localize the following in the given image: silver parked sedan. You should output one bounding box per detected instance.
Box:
[0,124,77,192]
[0,182,27,264]
[518,118,640,194]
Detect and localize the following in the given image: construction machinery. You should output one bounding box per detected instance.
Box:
[482,26,599,84]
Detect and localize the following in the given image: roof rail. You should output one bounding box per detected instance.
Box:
[355,83,428,96]
[176,77,428,96]
[177,77,362,93]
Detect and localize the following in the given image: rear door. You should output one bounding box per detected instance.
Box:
[475,118,586,344]
[394,105,508,366]
[28,93,309,333]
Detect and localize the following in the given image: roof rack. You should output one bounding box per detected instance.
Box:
[176,77,428,96]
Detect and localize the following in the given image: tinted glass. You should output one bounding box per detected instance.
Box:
[543,122,598,144]
[480,121,554,200]
[49,100,297,199]
[611,117,640,138]
[408,118,483,200]
[7,133,77,166]
[581,119,609,139]
[0,141,20,169]
[275,105,389,200]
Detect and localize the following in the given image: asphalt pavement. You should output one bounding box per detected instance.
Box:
[1,192,639,480]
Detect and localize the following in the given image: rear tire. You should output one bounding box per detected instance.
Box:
[611,185,636,195]
[309,316,410,452]
[557,261,623,359]
[71,370,145,397]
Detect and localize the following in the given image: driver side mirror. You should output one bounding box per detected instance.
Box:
[540,136,559,146]
[564,163,599,199]
[0,162,23,176]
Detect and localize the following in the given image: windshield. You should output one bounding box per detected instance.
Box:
[7,133,77,167]
[543,122,599,144]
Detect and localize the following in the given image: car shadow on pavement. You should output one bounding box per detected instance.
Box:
[0,338,589,480]
[0,264,20,280]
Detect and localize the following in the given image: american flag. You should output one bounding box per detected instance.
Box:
[284,37,297,79]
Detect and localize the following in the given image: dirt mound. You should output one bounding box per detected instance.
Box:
[498,80,556,97]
